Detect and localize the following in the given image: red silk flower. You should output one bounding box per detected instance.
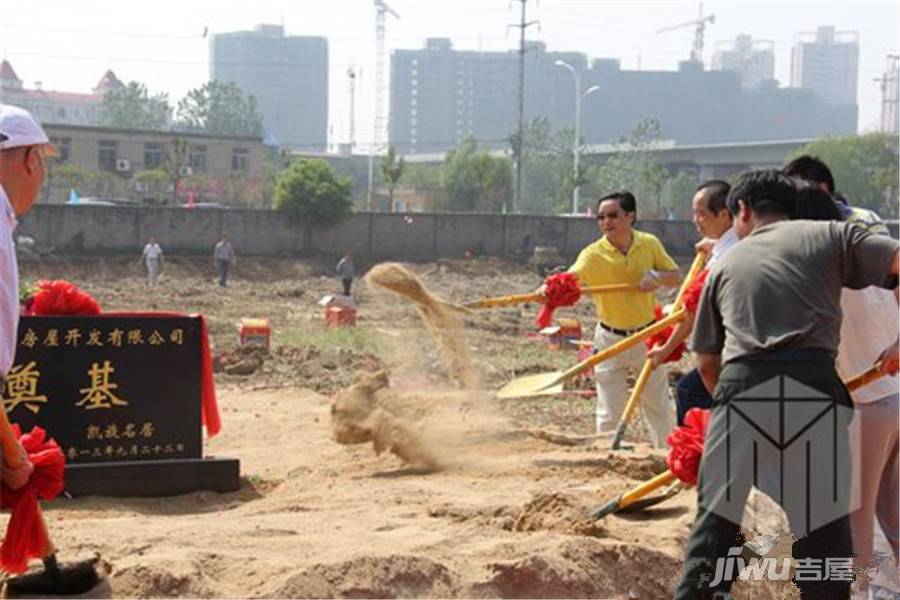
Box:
[0,425,66,574]
[666,408,710,486]
[536,272,581,329]
[643,305,686,363]
[26,280,101,316]
[682,269,710,314]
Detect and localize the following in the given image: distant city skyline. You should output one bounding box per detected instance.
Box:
[1,1,896,148]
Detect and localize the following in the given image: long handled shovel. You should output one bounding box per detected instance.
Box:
[496,308,687,399]
[463,283,638,309]
[589,362,889,519]
[0,410,104,596]
[609,250,709,449]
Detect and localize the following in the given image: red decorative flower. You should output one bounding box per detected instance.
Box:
[666,408,710,486]
[536,272,581,329]
[0,425,66,574]
[643,305,686,363]
[26,280,101,316]
[682,269,710,314]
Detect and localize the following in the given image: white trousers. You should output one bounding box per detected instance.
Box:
[593,324,675,448]
[146,257,160,286]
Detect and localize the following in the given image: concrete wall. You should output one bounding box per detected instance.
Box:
[16,205,899,262]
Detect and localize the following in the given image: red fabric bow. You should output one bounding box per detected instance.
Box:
[26,280,101,316]
[666,408,710,486]
[682,269,710,315]
[0,425,65,574]
[536,272,581,329]
[643,305,686,363]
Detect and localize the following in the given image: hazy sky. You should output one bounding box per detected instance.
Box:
[1,0,897,147]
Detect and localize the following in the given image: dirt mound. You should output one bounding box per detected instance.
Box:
[513,492,606,537]
[110,564,217,598]
[470,538,682,598]
[274,555,456,598]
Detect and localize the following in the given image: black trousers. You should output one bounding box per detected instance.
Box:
[675,357,854,600]
[217,259,230,287]
[341,277,352,296]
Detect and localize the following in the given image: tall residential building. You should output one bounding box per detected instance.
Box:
[389,39,856,154]
[210,24,328,150]
[713,35,775,89]
[790,26,859,107]
[0,60,121,126]
[390,38,579,154]
[881,55,899,134]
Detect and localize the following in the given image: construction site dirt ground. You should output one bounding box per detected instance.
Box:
[17,256,799,599]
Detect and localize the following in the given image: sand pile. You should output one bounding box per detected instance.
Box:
[365,263,476,388]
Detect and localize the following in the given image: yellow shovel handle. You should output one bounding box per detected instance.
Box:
[621,360,654,426]
[671,249,708,311]
[618,470,678,510]
[845,363,884,392]
[559,309,687,381]
[465,283,639,309]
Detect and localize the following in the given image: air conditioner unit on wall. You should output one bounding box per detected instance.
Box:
[116,159,131,172]
[179,166,193,177]
[134,181,150,192]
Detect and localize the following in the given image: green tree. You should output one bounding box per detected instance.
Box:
[132,168,171,205]
[659,171,699,220]
[274,159,353,226]
[442,137,512,212]
[101,81,170,130]
[175,81,264,137]
[787,133,899,218]
[380,146,405,212]
[594,117,670,218]
[511,117,585,215]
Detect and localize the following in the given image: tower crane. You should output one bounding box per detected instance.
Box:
[368,0,400,210]
[656,3,716,65]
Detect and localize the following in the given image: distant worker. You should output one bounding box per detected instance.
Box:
[336,253,355,297]
[141,236,163,286]
[545,191,681,445]
[0,103,58,489]
[213,235,236,287]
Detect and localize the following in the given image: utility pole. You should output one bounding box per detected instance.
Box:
[555,60,600,214]
[509,0,539,214]
[877,54,899,134]
[347,67,358,151]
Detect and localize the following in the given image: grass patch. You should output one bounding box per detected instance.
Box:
[274,325,381,354]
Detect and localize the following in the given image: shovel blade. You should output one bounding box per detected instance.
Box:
[495,372,564,399]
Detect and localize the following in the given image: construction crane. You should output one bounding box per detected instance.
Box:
[656,3,715,65]
[368,0,400,211]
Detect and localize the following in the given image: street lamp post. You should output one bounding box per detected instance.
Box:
[554,60,599,214]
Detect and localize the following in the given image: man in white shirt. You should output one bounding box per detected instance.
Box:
[647,180,737,425]
[0,104,57,489]
[141,237,163,286]
[212,235,235,287]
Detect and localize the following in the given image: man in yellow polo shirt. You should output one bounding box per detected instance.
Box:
[569,191,680,445]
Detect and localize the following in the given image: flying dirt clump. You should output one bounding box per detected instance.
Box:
[365,262,476,388]
[330,370,440,470]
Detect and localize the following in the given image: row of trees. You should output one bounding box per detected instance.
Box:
[387,118,900,220]
[101,80,264,137]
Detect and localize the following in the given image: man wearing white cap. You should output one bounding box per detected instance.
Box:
[0,104,57,489]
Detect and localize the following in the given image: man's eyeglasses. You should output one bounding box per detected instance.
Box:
[596,212,621,221]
